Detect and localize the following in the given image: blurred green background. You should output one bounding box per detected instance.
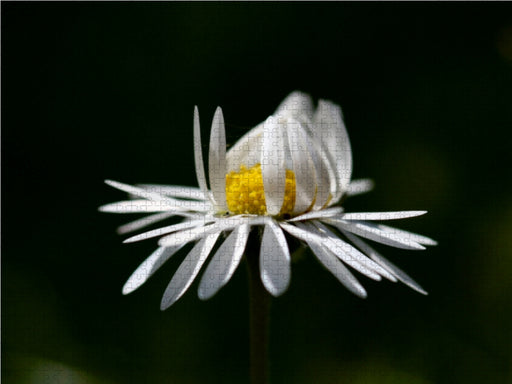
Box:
[2,3,511,383]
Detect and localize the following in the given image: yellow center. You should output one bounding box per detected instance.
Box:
[225,163,296,216]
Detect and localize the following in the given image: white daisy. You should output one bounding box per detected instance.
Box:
[100,91,436,310]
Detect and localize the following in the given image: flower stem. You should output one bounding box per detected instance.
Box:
[246,244,271,384]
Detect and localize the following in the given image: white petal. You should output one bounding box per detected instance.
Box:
[343,231,427,294]
[305,239,367,298]
[123,219,210,243]
[193,107,211,201]
[226,123,264,171]
[274,91,314,122]
[197,224,250,300]
[302,131,335,210]
[313,100,352,198]
[288,207,343,222]
[280,222,381,281]
[261,116,286,215]
[158,216,248,247]
[160,233,220,309]
[137,184,206,200]
[309,222,396,281]
[117,212,178,234]
[330,219,426,250]
[122,245,186,295]
[340,211,427,221]
[285,119,317,214]
[346,179,374,196]
[105,180,182,204]
[208,107,228,211]
[377,224,438,246]
[99,199,210,213]
[260,220,291,296]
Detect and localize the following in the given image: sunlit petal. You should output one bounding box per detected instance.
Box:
[261,116,286,215]
[313,100,352,199]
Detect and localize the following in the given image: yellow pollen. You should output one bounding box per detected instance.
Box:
[225,163,296,216]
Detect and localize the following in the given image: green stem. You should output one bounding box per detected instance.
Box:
[247,244,271,384]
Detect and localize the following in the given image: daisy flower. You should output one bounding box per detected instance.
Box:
[100,92,436,310]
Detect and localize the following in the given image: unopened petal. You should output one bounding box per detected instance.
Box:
[313,100,352,200]
[285,119,317,214]
[261,116,286,216]
[274,91,314,122]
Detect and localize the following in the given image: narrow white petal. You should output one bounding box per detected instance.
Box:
[377,224,438,246]
[346,179,375,196]
[123,219,210,243]
[343,231,427,294]
[330,219,426,250]
[158,216,248,247]
[122,245,186,295]
[288,207,343,222]
[193,107,211,200]
[280,222,382,281]
[285,119,317,214]
[137,184,206,200]
[117,212,178,235]
[197,224,250,300]
[340,211,427,221]
[313,100,352,198]
[308,222,394,281]
[208,107,228,211]
[305,239,367,298]
[105,180,182,204]
[274,91,314,122]
[160,233,220,309]
[99,199,210,213]
[261,116,286,215]
[260,220,291,296]
[303,132,335,209]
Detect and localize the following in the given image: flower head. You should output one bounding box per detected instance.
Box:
[100,92,436,310]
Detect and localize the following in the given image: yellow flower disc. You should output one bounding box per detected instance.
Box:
[225,163,296,216]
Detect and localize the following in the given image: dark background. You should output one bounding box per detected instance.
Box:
[3,3,512,383]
